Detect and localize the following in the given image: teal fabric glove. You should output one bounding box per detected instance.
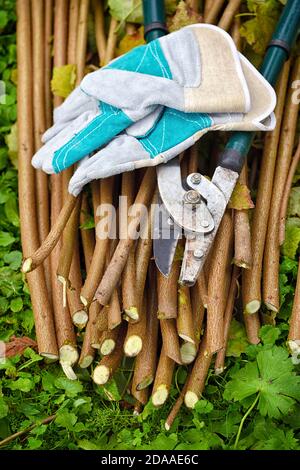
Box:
[68,53,276,197]
[32,24,252,174]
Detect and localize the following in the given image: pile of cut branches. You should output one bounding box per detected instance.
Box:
[15,0,300,430]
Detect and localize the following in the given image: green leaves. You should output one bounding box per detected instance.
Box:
[51,64,77,99]
[54,377,83,397]
[0,397,8,419]
[108,0,143,24]
[0,231,15,247]
[240,0,282,56]
[224,346,300,419]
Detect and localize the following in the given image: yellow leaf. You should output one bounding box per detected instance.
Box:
[116,26,145,56]
[51,64,77,99]
[228,183,255,210]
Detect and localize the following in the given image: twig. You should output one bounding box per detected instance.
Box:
[96,327,120,355]
[160,319,182,365]
[104,17,118,65]
[165,382,188,431]
[243,61,291,314]
[177,286,196,364]
[123,294,146,357]
[80,193,95,272]
[96,168,156,306]
[44,0,53,129]
[215,266,240,374]
[263,58,300,312]
[0,415,56,448]
[22,194,78,273]
[31,0,51,296]
[51,0,78,380]
[92,0,107,66]
[17,0,58,360]
[157,260,180,320]
[80,178,114,306]
[184,336,212,409]
[218,0,241,31]
[76,0,90,83]
[132,268,159,390]
[121,172,138,320]
[92,323,127,385]
[204,0,225,24]
[233,164,252,269]
[78,302,100,368]
[152,347,175,407]
[206,210,233,354]
[107,288,122,330]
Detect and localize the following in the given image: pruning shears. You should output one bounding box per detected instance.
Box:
[143,0,300,286]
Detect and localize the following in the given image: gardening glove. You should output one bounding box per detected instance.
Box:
[32,24,252,174]
[69,53,276,197]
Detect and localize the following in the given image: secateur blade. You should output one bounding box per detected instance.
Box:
[154,156,217,279]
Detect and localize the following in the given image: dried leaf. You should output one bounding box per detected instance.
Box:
[228,183,255,210]
[168,0,202,32]
[3,336,37,358]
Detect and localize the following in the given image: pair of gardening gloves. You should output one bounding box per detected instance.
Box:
[32,24,276,196]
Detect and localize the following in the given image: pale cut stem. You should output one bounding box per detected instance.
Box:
[184,336,212,409]
[152,348,175,407]
[92,324,126,385]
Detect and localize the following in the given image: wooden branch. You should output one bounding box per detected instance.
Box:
[233,164,252,269]
[206,210,233,354]
[17,0,58,360]
[243,61,291,314]
[263,58,300,312]
[218,0,241,31]
[96,168,156,306]
[92,0,107,65]
[215,266,240,374]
